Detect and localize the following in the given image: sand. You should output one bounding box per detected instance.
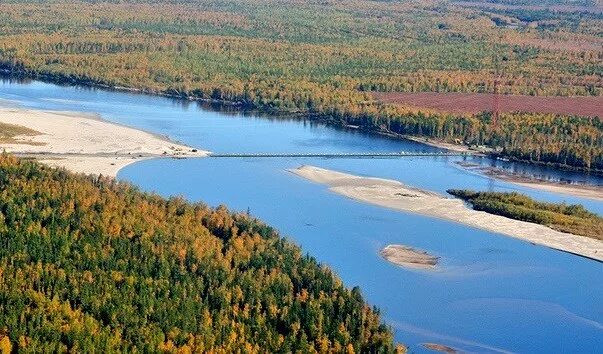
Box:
[402,139,602,201]
[457,162,603,202]
[401,135,480,154]
[0,107,208,176]
[380,245,439,270]
[290,165,603,262]
[422,343,458,354]
[508,180,603,202]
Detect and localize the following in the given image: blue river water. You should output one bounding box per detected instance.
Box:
[1,78,602,353]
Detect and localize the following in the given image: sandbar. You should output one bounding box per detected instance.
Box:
[422,343,458,353]
[380,245,439,270]
[289,165,603,261]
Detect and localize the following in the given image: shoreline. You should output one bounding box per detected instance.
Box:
[2,71,601,174]
[399,135,484,154]
[0,107,209,176]
[457,162,603,202]
[1,73,599,199]
[289,165,603,262]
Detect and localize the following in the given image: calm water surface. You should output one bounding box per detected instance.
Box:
[1,78,602,353]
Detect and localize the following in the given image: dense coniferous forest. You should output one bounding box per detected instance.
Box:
[0,0,601,171]
[333,110,603,171]
[0,155,399,352]
[447,189,603,239]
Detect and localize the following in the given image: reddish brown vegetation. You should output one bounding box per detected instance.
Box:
[455,1,603,14]
[373,92,603,117]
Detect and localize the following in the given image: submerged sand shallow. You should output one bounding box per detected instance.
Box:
[0,107,208,176]
[290,165,603,262]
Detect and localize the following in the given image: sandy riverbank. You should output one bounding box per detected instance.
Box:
[509,179,603,202]
[457,162,603,202]
[290,165,603,261]
[403,137,602,201]
[0,107,208,176]
[401,135,481,154]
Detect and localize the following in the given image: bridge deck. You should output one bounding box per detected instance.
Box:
[208,152,470,158]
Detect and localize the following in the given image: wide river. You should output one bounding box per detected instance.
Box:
[1,78,602,353]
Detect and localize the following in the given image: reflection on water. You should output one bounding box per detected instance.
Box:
[1,77,602,353]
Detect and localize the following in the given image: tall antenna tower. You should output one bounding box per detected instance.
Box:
[493,71,500,128]
[492,35,504,129]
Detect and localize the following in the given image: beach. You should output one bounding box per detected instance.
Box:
[457,162,603,202]
[401,135,484,154]
[494,173,603,202]
[0,107,208,176]
[290,165,603,261]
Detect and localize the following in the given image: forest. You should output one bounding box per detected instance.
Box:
[0,0,601,170]
[457,0,599,7]
[0,155,400,353]
[447,189,603,239]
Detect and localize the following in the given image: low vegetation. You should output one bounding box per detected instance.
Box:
[0,154,398,352]
[447,189,603,240]
[0,122,40,144]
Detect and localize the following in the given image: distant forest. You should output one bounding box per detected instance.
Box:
[0,155,400,352]
[0,0,601,170]
[464,0,599,6]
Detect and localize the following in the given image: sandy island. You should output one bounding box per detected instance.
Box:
[290,165,603,261]
[422,343,458,354]
[0,108,208,176]
[380,245,439,270]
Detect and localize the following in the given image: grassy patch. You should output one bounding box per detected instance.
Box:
[0,121,42,145]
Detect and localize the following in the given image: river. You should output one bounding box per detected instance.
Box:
[1,77,602,353]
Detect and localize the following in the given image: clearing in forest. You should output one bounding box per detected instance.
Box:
[373,92,603,117]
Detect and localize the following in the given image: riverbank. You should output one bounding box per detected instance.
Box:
[457,162,603,202]
[0,107,208,176]
[2,71,601,175]
[290,165,603,261]
[398,135,483,154]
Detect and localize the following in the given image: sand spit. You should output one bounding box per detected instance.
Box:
[380,245,439,270]
[509,180,603,202]
[289,166,603,261]
[0,108,208,176]
[458,162,603,202]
